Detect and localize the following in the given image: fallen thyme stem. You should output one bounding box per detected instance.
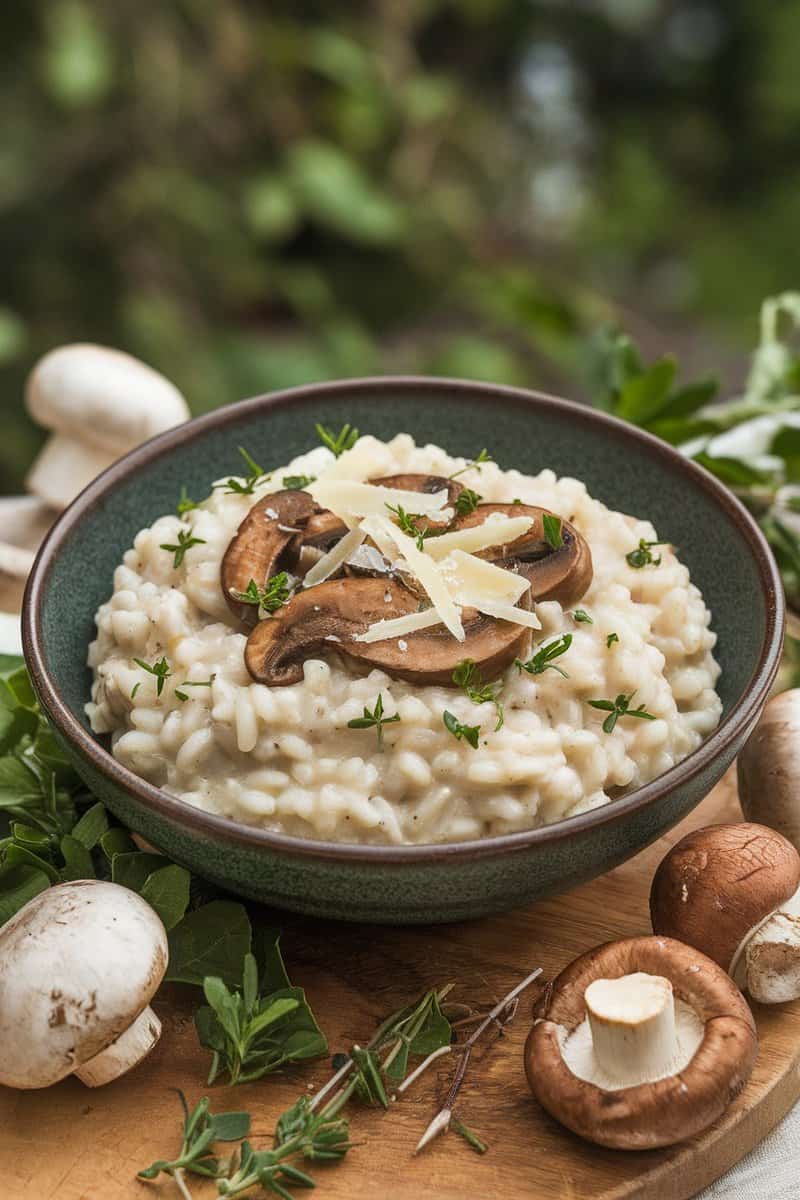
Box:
[414,966,543,1154]
[173,1167,194,1200]
[396,1044,453,1095]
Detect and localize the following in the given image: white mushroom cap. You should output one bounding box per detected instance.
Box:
[24,344,189,510]
[0,880,168,1089]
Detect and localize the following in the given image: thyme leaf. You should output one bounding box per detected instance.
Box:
[515,634,572,678]
[626,538,664,568]
[215,446,270,496]
[282,474,316,491]
[606,632,619,647]
[572,609,593,624]
[449,448,493,480]
[587,691,657,733]
[133,656,172,696]
[453,488,482,516]
[443,710,480,749]
[542,513,563,549]
[177,486,199,516]
[451,1118,488,1154]
[160,528,207,569]
[452,659,503,730]
[316,423,359,457]
[137,1092,250,1185]
[347,693,400,746]
[231,573,292,615]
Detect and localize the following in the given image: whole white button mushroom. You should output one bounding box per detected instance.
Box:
[650,822,800,1003]
[25,343,189,510]
[0,880,168,1089]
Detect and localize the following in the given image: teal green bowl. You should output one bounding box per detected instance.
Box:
[23,378,784,922]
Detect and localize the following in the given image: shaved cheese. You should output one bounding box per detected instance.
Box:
[309,480,449,521]
[361,516,465,642]
[425,515,533,560]
[461,598,541,630]
[354,608,444,643]
[440,550,529,606]
[303,527,366,588]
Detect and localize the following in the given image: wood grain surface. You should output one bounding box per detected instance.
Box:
[2,771,798,1200]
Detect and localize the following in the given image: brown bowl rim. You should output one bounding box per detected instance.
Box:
[22,375,785,865]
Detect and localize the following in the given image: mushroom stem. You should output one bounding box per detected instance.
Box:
[734,885,800,1003]
[73,1005,162,1087]
[585,973,679,1083]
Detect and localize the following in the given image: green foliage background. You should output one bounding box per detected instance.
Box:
[2,0,798,491]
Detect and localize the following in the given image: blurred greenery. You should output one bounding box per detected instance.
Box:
[2,1,799,491]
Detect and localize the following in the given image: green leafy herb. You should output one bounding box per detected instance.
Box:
[316,422,359,457]
[133,656,172,697]
[449,448,493,480]
[230,573,291,615]
[385,502,434,551]
[572,609,593,624]
[196,950,327,1086]
[138,1091,250,1185]
[453,488,482,516]
[160,527,207,569]
[452,659,503,730]
[443,710,480,749]
[606,632,619,647]
[174,675,216,703]
[177,486,199,516]
[451,1118,488,1154]
[587,692,657,734]
[542,513,563,549]
[625,539,664,569]
[130,681,141,700]
[216,446,270,496]
[165,900,253,988]
[515,634,572,678]
[282,474,316,491]
[347,693,400,746]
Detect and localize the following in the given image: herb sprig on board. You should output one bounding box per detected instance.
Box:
[138,1093,250,1191]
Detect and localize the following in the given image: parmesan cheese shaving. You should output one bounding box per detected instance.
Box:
[361,516,465,641]
[424,515,534,560]
[354,608,444,643]
[309,480,449,521]
[439,549,529,605]
[461,598,542,630]
[303,527,366,588]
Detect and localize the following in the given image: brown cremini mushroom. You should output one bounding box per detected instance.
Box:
[525,935,756,1149]
[370,473,464,531]
[245,576,530,687]
[221,489,317,623]
[650,822,800,1003]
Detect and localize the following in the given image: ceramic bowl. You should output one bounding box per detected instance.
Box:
[23,377,784,922]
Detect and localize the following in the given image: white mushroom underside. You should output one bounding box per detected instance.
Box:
[559,981,704,1091]
[733,884,800,1003]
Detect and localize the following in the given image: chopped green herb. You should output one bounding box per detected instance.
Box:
[542,513,563,550]
[572,609,593,624]
[347,693,400,746]
[452,659,503,730]
[175,675,216,703]
[160,528,206,569]
[606,632,619,648]
[176,486,199,516]
[453,488,482,516]
[452,1117,488,1154]
[443,710,480,749]
[231,573,292,615]
[515,634,572,678]
[316,422,359,457]
[137,1092,250,1185]
[215,446,270,496]
[512,497,522,505]
[449,448,493,480]
[130,681,141,700]
[133,656,172,697]
[282,474,316,491]
[587,692,657,734]
[626,539,664,568]
[385,502,434,551]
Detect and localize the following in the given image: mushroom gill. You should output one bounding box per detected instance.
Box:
[221,489,316,624]
[244,577,530,687]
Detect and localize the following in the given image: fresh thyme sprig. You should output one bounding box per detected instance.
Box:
[453,488,482,516]
[385,502,435,551]
[449,448,493,480]
[316,423,359,457]
[587,692,657,733]
[282,474,316,491]
[606,632,619,647]
[626,539,665,568]
[174,675,216,703]
[452,659,503,730]
[160,528,207,569]
[177,486,199,516]
[138,1092,250,1196]
[133,656,172,697]
[215,446,271,496]
[347,694,400,746]
[572,609,593,624]
[515,633,572,678]
[443,710,480,749]
[231,574,292,616]
[542,513,563,549]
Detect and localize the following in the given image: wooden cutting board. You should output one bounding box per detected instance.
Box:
[2,771,799,1200]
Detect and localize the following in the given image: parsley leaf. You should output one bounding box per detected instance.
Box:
[443,710,480,749]
[515,634,572,678]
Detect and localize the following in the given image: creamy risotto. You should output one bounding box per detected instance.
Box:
[87,433,722,845]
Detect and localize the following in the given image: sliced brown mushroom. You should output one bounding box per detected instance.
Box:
[450,503,593,605]
[245,577,529,687]
[221,489,316,623]
[370,473,463,531]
